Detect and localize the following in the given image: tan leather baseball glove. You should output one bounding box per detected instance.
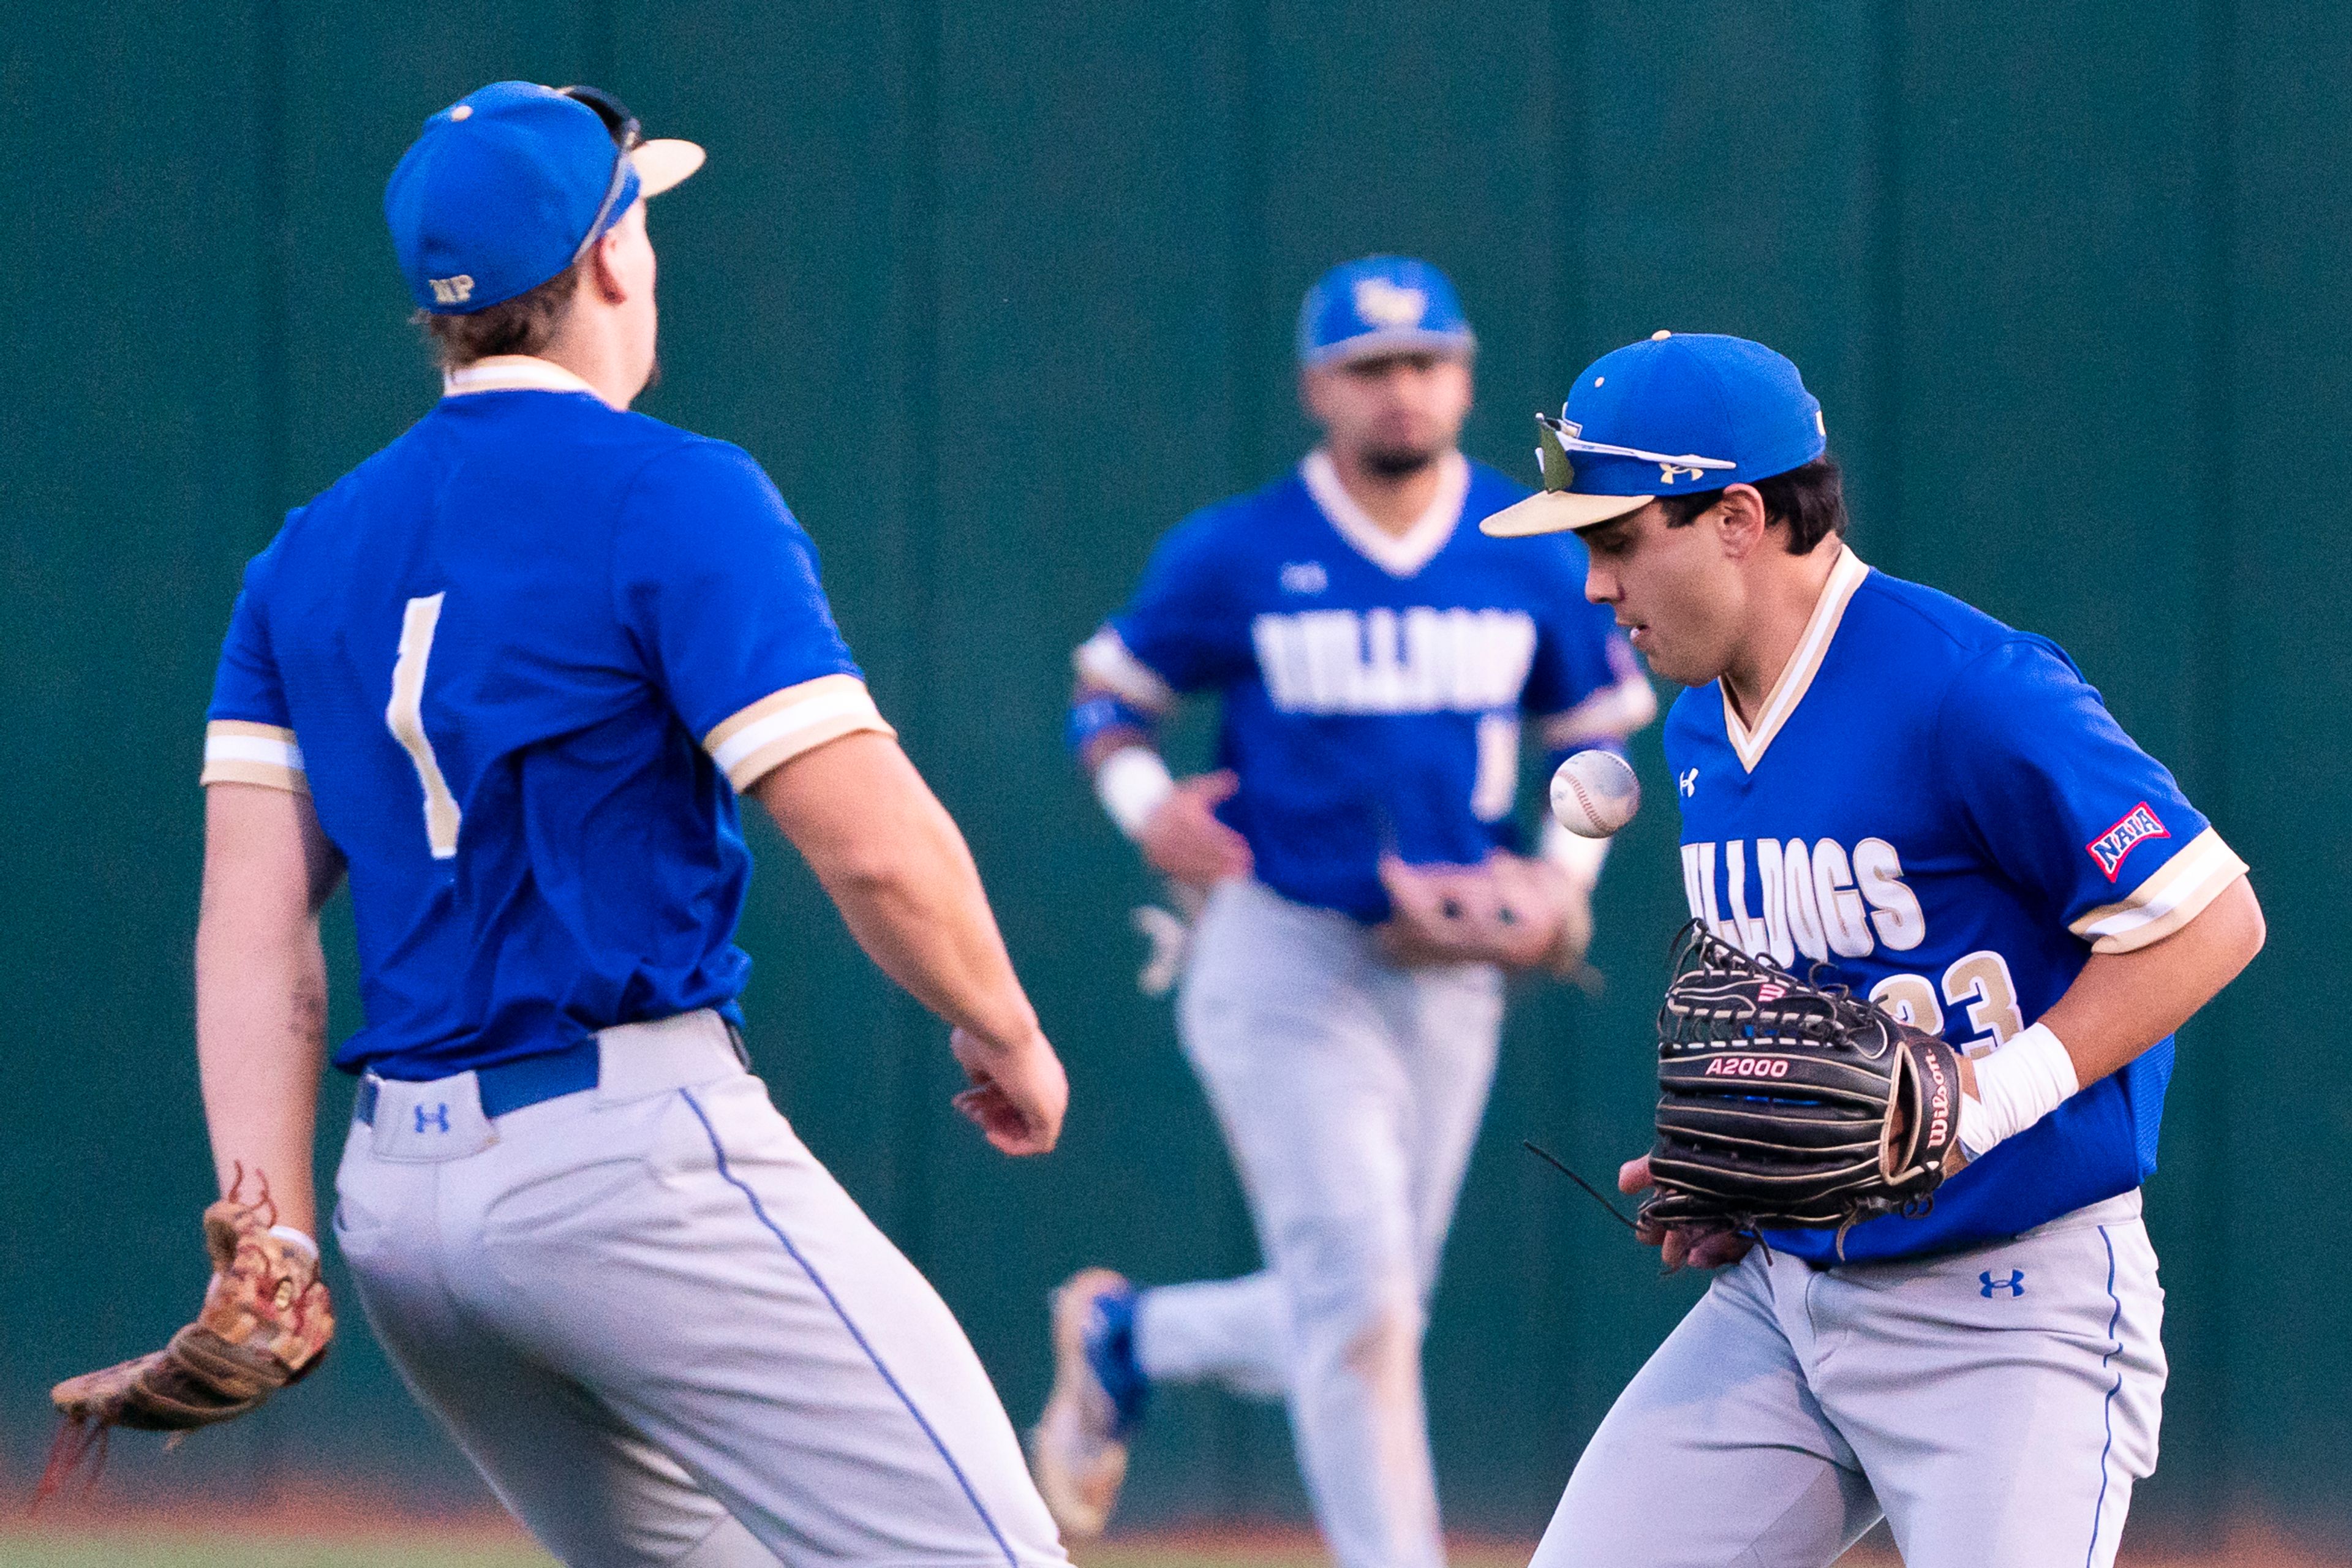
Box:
[1375,852,1592,975]
[41,1185,333,1495]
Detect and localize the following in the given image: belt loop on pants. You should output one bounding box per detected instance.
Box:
[353,1036,600,1125]
[353,1009,745,1157]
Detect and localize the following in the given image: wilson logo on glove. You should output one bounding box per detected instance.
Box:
[1919,1043,1954,1146]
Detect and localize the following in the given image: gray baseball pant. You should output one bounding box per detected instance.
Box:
[1133,878,1504,1568]
[1532,1191,2163,1568]
[333,1011,1066,1568]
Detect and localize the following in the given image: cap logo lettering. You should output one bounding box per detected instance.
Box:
[1352,277,1427,329]
[429,274,476,306]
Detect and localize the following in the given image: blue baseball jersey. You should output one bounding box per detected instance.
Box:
[203,357,894,1081]
[1667,548,2248,1263]
[1079,451,1651,921]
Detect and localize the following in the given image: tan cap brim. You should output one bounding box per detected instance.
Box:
[1480,489,1653,537]
[633,138,706,198]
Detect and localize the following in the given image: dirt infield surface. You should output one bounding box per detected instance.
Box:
[1,1519,2345,1567]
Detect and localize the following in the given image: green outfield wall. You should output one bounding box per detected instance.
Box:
[4,0,2347,1548]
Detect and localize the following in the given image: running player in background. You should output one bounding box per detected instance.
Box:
[1480,331,2266,1567]
[1027,257,1654,1568]
[195,83,1068,1567]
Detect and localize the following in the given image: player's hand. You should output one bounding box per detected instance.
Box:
[1136,771,1253,893]
[1619,1153,1752,1272]
[949,1026,1069,1157]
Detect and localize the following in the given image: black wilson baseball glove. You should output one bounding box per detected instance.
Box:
[1642,922,1964,1256]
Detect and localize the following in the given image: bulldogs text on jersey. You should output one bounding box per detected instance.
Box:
[1076,449,1653,921]
[1665,546,2247,1262]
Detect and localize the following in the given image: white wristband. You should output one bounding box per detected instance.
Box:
[268,1224,320,1264]
[1096,746,1175,840]
[1956,1022,2080,1161]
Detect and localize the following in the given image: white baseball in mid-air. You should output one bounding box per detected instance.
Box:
[1550,749,1641,839]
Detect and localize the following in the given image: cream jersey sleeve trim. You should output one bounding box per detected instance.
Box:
[2067,826,2248,954]
[705,674,896,792]
[201,720,309,794]
[1072,627,1177,714]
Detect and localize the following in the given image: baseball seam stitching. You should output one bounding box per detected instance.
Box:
[1566,771,1603,832]
[680,1088,1020,1568]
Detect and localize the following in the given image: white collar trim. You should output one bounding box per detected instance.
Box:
[1300,448,1469,578]
[1721,545,1869,772]
[442,356,605,401]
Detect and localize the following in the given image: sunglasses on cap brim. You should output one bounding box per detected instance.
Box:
[560,85,644,265]
[1532,410,1736,494]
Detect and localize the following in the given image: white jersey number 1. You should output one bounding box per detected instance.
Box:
[387,593,462,859]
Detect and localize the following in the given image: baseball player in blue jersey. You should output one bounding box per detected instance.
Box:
[1480,332,2266,1567]
[159,83,1074,1567]
[1027,258,1654,1568]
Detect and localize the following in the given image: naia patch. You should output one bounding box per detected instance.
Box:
[2087,802,2169,883]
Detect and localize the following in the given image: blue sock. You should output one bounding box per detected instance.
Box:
[1082,1283,1150,1438]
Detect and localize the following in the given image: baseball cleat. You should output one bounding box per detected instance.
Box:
[1028,1267,1147,1539]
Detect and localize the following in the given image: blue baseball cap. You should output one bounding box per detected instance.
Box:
[385,81,705,315]
[1482,331,1826,537]
[1297,255,1477,367]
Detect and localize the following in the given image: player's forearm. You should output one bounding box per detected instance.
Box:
[821,841,1042,1050]
[1958,874,2264,1162]
[196,914,329,1236]
[1070,676,1175,837]
[757,734,1042,1050]
[1078,726,1156,777]
[2040,873,2265,1085]
[193,783,343,1238]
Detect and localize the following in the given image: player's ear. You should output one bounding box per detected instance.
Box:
[1435,355,1474,418]
[1713,484,1770,560]
[1297,365,1332,424]
[584,228,630,305]
[583,203,650,307]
